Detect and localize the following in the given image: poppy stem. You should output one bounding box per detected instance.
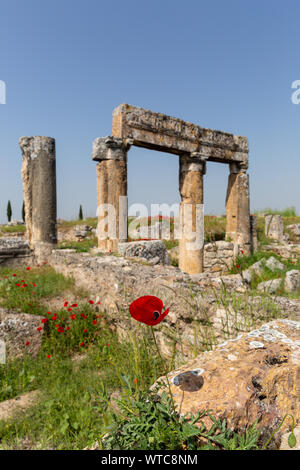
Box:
[150,326,177,417]
[150,326,163,363]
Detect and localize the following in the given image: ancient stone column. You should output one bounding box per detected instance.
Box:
[265,214,284,242]
[225,162,251,253]
[92,137,129,252]
[179,153,206,274]
[19,136,57,260]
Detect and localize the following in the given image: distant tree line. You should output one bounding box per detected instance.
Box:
[3,201,84,224]
[3,200,26,223]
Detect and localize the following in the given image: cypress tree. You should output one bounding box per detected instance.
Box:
[7,200,12,222]
[22,201,25,222]
[79,205,83,220]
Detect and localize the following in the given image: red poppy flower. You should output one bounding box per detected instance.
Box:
[240,250,244,254]
[32,282,36,287]
[25,341,30,346]
[236,265,240,269]
[64,301,68,307]
[72,303,78,307]
[67,308,73,312]
[48,355,51,359]
[37,326,42,332]
[66,326,70,331]
[26,267,31,271]
[12,273,17,277]
[88,300,94,305]
[80,342,84,347]
[37,264,40,267]
[43,261,47,264]
[52,314,57,321]
[70,314,76,320]
[83,328,88,333]
[92,320,97,325]
[16,283,21,287]
[47,311,51,315]
[41,318,47,324]
[133,378,138,384]
[129,296,169,326]
[57,326,64,333]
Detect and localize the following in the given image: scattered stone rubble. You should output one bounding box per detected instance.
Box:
[0,237,33,266]
[118,240,170,265]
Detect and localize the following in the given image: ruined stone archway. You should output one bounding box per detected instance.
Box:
[92,104,251,275]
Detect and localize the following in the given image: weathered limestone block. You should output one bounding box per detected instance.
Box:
[284,270,300,293]
[19,136,57,260]
[179,154,205,274]
[265,256,285,272]
[250,214,258,252]
[92,137,129,252]
[265,215,284,242]
[0,308,45,358]
[242,259,264,284]
[225,163,251,253]
[286,223,300,239]
[118,240,170,265]
[73,225,93,239]
[112,104,248,166]
[203,241,235,273]
[156,319,300,447]
[257,278,282,294]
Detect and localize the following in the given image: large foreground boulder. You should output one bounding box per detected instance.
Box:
[157,319,300,448]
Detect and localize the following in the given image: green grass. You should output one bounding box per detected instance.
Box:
[0,225,26,234]
[57,237,98,253]
[0,257,296,449]
[163,239,178,251]
[58,217,98,229]
[0,316,261,450]
[0,316,172,449]
[0,265,75,315]
[254,206,298,217]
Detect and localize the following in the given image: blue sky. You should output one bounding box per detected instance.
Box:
[0,0,299,223]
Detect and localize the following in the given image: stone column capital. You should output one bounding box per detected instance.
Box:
[180,153,208,175]
[229,161,248,174]
[92,136,128,161]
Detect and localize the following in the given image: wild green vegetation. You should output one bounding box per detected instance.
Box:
[0,208,299,450]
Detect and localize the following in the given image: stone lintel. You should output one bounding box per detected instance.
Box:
[112,103,248,165]
[92,136,129,162]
